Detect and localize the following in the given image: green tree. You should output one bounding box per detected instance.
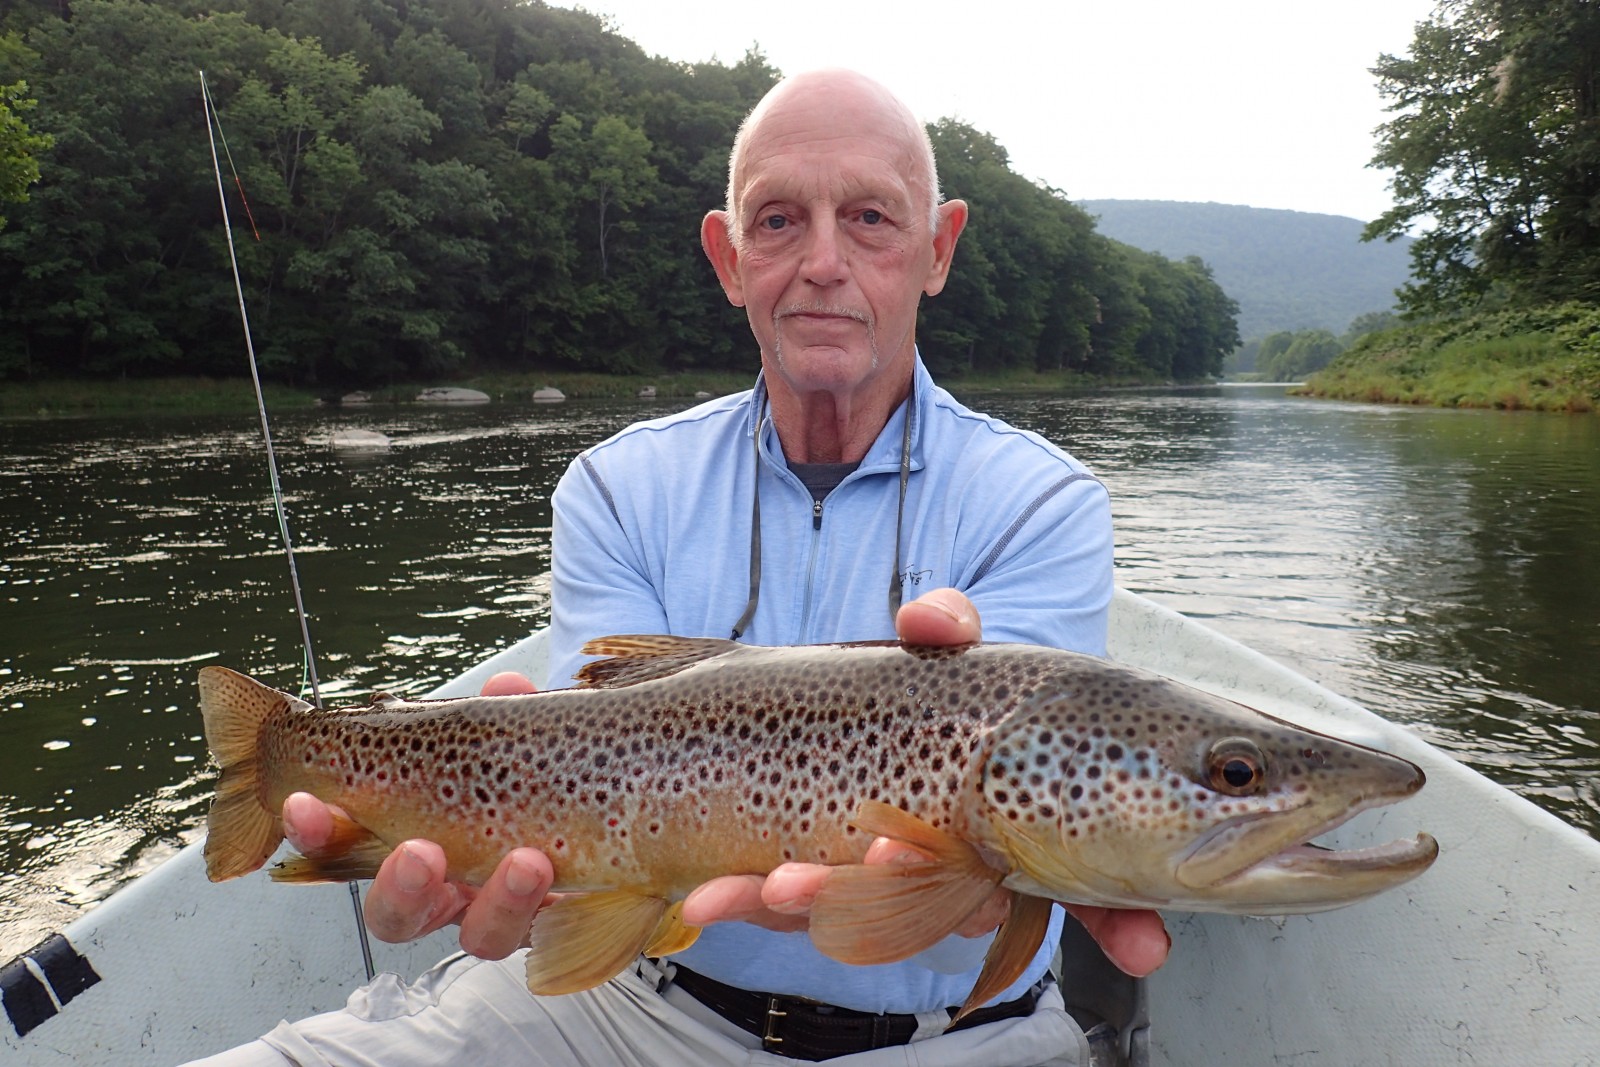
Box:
[1367,0,1600,310]
[1259,328,1344,381]
[549,111,656,281]
[1343,309,1401,344]
[0,78,50,230]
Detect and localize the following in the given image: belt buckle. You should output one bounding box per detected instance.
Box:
[762,995,787,1050]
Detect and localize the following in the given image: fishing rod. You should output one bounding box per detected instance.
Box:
[199,68,376,982]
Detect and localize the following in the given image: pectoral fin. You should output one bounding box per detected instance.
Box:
[524,889,668,995]
[951,893,1054,1025]
[643,900,701,957]
[809,801,1004,966]
[270,810,392,883]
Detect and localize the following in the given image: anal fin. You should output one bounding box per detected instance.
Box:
[524,889,668,995]
[643,900,701,957]
[951,893,1054,1025]
[809,801,1004,966]
[269,810,392,883]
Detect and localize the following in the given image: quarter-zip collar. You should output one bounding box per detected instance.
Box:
[747,352,929,480]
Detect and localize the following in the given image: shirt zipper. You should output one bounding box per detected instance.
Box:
[799,498,824,635]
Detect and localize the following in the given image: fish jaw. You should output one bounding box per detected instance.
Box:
[1190,832,1440,914]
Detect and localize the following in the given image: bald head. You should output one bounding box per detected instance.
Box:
[725,70,941,245]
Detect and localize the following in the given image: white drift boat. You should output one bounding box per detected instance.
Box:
[4,589,1597,1064]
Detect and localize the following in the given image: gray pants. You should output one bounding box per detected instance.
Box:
[183,952,1093,1066]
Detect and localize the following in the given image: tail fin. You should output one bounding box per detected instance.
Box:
[198,666,300,881]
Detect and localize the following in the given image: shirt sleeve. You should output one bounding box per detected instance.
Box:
[544,455,669,689]
[961,473,1115,656]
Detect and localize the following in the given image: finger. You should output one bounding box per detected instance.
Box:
[281,791,335,853]
[456,848,553,960]
[1063,904,1170,977]
[363,839,466,943]
[863,836,929,866]
[759,862,833,915]
[682,875,810,933]
[682,875,769,925]
[895,588,982,646]
[481,671,537,696]
[954,886,1013,938]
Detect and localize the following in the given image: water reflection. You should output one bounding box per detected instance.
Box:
[1,387,1596,958]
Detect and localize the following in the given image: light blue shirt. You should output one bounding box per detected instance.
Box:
[546,355,1113,1014]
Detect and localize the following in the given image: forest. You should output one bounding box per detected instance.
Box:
[0,0,1239,388]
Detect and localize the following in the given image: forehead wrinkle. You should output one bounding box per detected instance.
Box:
[735,130,923,227]
[727,70,937,233]
[737,154,916,225]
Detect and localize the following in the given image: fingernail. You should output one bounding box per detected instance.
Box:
[395,844,431,893]
[504,854,541,897]
[932,590,974,625]
[763,868,817,914]
[765,893,814,915]
[882,845,923,866]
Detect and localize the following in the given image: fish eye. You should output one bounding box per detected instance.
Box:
[1206,738,1267,795]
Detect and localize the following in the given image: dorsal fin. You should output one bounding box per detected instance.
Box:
[575,635,739,689]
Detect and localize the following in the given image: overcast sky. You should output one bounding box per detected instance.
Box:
[573,0,1439,224]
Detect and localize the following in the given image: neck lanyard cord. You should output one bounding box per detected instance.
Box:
[729,395,912,641]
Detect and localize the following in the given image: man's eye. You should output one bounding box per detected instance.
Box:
[861,209,883,225]
[761,215,787,231]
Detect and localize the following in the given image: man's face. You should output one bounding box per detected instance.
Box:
[704,79,964,407]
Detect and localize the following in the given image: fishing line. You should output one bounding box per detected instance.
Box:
[200,69,376,982]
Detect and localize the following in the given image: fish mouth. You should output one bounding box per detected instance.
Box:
[1178,804,1439,912]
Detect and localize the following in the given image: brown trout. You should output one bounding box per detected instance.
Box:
[200,636,1437,1016]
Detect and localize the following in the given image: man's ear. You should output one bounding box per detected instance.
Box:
[922,199,968,297]
[701,210,746,307]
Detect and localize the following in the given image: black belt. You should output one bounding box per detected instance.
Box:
[667,963,1046,1062]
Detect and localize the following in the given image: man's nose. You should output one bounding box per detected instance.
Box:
[799,219,848,287]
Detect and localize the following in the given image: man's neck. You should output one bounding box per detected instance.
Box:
[765,364,914,464]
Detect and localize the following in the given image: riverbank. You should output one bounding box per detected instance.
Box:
[1299,302,1600,413]
[0,366,1126,416]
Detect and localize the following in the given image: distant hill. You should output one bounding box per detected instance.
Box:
[1078,200,1414,341]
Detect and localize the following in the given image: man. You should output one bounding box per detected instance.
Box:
[194,68,1167,1066]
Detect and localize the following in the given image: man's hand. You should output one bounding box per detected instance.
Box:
[681,587,1172,978]
[280,670,553,960]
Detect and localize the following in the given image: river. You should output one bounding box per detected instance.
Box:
[2,385,1596,957]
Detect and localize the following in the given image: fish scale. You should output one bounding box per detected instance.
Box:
[199,634,1437,1016]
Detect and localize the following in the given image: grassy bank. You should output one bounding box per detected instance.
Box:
[1299,303,1600,413]
[1,365,1139,416]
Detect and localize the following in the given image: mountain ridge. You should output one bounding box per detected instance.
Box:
[1078,199,1414,342]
